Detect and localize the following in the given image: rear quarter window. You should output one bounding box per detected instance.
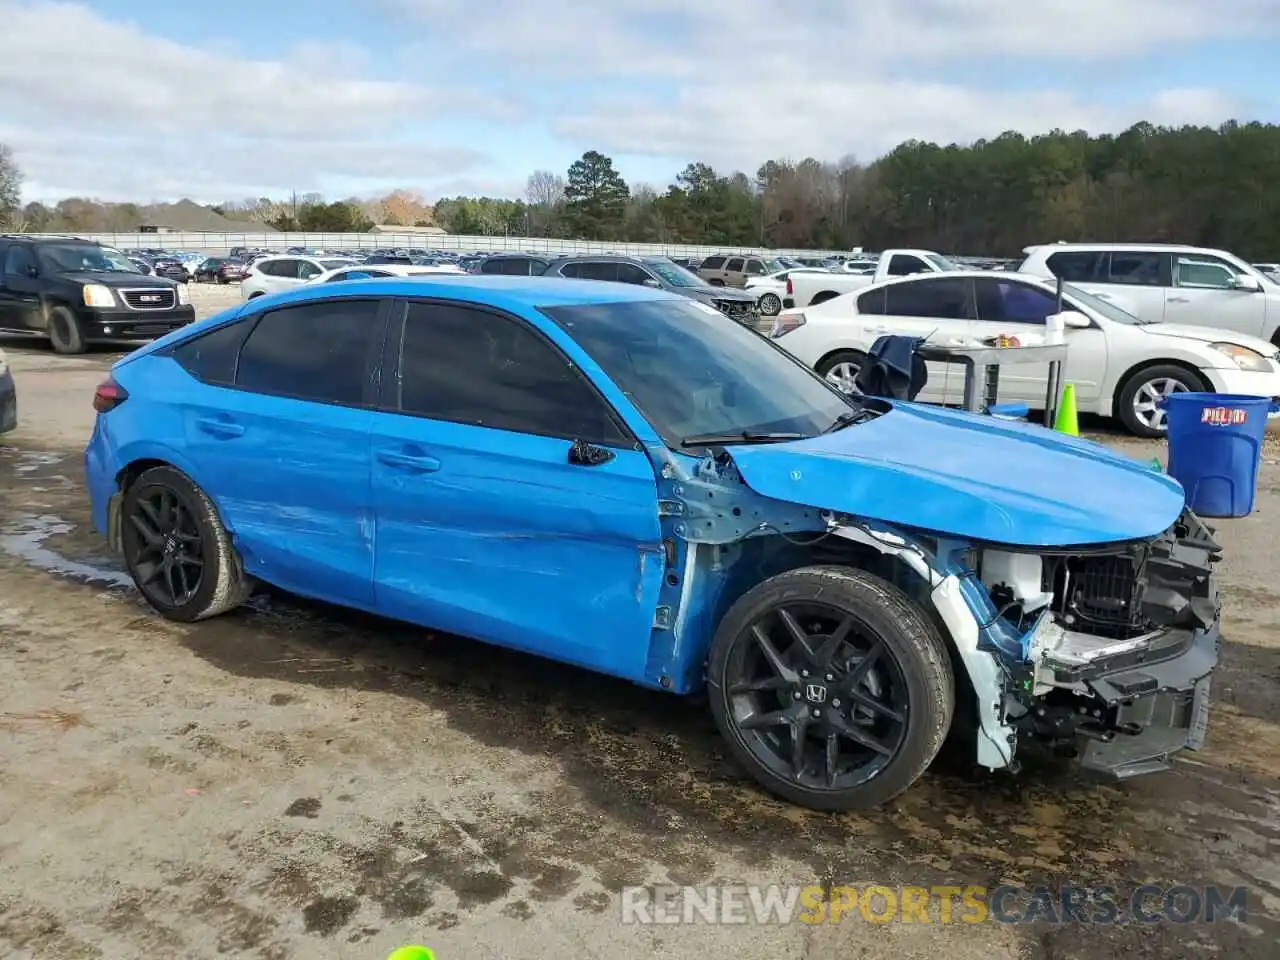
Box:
[700,256,726,270]
[171,320,253,385]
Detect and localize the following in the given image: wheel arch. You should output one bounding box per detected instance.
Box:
[809,290,842,305]
[814,346,868,373]
[1112,356,1211,409]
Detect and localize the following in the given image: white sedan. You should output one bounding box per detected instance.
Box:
[744,267,832,316]
[770,270,1280,436]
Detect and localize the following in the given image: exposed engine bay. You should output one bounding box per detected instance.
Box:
[977,508,1221,776]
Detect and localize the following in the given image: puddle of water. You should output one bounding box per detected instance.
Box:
[0,514,133,589]
[12,452,65,475]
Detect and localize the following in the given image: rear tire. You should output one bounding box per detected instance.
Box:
[121,465,254,622]
[707,566,954,811]
[47,306,85,354]
[758,292,783,316]
[709,278,725,286]
[1116,363,1208,437]
[816,350,867,395]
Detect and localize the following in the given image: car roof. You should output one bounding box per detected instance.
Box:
[1022,242,1236,256]
[254,275,684,310]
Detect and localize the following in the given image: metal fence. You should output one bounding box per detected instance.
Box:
[14,231,853,260]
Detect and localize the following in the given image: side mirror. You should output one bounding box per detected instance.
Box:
[1054,310,1092,329]
[1230,274,1262,292]
[26,265,39,279]
[643,278,661,288]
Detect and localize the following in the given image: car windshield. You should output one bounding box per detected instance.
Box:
[925,253,959,271]
[1062,282,1149,325]
[40,244,140,273]
[541,299,861,448]
[643,259,703,287]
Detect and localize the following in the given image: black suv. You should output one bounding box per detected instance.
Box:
[541,255,758,324]
[0,236,195,354]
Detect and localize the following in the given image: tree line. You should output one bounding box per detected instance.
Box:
[2,121,1279,257]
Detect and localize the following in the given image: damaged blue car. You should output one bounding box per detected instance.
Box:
[83,277,1220,810]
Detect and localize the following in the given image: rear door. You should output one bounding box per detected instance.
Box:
[175,298,387,606]
[0,243,43,332]
[368,298,664,678]
[860,277,977,404]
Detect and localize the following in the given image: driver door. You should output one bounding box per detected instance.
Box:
[1163,255,1268,339]
[369,298,666,680]
[969,278,1107,404]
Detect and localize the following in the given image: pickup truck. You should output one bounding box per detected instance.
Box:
[786,249,956,308]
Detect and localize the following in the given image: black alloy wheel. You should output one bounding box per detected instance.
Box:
[708,566,953,810]
[125,486,205,609]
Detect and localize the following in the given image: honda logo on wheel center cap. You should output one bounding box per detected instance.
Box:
[804,684,827,704]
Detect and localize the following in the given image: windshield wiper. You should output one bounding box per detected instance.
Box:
[821,409,873,434]
[679,431,805,448]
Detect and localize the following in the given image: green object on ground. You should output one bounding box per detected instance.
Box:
[387,948,436,960]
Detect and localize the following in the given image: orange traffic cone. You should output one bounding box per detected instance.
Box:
[1054,383,1079,436]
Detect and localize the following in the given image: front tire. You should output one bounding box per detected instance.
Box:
[707,566,954,811]
[1116,364,1208,437]
[47,305,85,354]
[758,292,782,316]
[121,465,253,622]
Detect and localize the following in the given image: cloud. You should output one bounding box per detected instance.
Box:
[0,0,494,201]
[394,0,1272,172]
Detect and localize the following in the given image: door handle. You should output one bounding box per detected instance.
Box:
[377,449,441,473]
[1167,296,1190,303]
[195,417,244,438]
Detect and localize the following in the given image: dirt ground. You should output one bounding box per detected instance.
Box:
[1,288,1277,959]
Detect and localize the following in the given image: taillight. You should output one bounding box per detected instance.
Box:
[770,311,806,338]
[785,277,793,296]
[93,377,128,413]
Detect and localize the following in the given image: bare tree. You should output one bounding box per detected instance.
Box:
[0,143,23,230]
[525,169,565,208]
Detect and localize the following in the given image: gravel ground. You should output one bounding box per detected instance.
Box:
[0,314,1277,960]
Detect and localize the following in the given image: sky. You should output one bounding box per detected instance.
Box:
[2,0,1278,206]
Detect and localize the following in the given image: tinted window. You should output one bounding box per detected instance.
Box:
[973,279,1060,324]
[857,287,887,315]
[578,262,619,282]
[700,256,725,270]
[745,259,766,275]
[557,262,583,279]
[236,299,382,405]
[298,261,323,280]
[479,258,507,275]
[1174,256,1238,289]
[260,259,293,277]
[1045,251,1102,282]
[1107,252,1167,286]
[4,245,35,276]
[725,258,745,272]
[616,263,655,285]
[887,255,928,276]
[392,302,629,446]
[884,278,975,319]
[543,300,856,449]
[171,320,251,385]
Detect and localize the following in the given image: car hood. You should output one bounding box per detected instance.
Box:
[61,271,176,288]
[682,286,756,302]
[724,401,1186,547]
[1137,322,1278,355]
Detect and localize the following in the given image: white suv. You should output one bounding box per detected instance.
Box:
[1019,243,1280,345]
[240,255,358,300]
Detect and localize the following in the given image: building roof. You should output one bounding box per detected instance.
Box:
[139,199,278,233]
[368,223,448,235]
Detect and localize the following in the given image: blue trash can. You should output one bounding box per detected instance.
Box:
[1162,393,1278,518]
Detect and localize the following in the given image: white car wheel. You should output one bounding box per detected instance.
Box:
[758,293,782,316]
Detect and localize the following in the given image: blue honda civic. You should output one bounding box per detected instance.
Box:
[84,276,1220,810]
